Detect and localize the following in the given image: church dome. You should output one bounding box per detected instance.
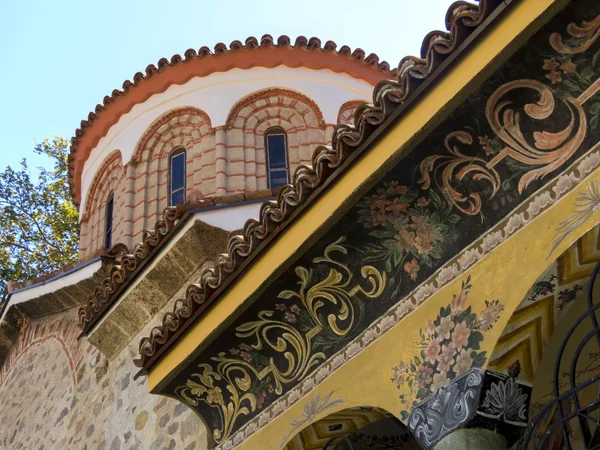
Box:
[70,34,393,257]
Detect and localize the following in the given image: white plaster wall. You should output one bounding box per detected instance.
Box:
[80,66,373,211]
[195,202,263,232]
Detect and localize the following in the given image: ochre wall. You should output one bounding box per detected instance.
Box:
[0,310,208,450]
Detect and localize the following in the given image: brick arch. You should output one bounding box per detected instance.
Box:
[337,100,367,126]
[225,88,325,130]
[0,317,85,389]
[224,90,329,192]
[80,150,124,257]
[132,106,213,163]
[245,105,309,134]
[131,107,215,237]
[82,150,123,221]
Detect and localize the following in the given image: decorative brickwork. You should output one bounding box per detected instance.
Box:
[79,89,336,257]
[131,107,215,238]
[0,316,84,388]
[225,88,329,191]
[337,100,366,126]
[80,150,124,257]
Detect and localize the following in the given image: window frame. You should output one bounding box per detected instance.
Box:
[264,127,289,189]
[168,147,187,206]
[104,191,114,249]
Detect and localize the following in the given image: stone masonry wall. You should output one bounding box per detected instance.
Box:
[79,88,360,258]
[0,308,209,450]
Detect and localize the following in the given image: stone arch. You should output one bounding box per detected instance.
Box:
[282,405,419,450]
[224,88,328,192]
[131,107,214,237]
[337,100,367,126]
[80,150,124,257]
[0,316,84,390]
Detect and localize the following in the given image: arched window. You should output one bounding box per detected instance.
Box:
[264,128,289,189]
[104,192,114,249]
[169,148,186,206]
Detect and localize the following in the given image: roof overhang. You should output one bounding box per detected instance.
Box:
[140,0,567,390]
[83,199,274,359]
[0,257,110,366]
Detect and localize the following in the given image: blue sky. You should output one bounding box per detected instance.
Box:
[0,0,451,171]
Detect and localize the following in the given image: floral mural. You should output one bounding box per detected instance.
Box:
[357,182,460,295]
[161,6,600,445]
[391,276,504,419]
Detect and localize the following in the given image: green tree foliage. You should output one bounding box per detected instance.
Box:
[0,137,79,298]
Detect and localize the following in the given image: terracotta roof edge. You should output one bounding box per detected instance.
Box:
[68,35,397,206]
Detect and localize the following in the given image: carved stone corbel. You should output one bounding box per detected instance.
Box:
[407,367,532,450]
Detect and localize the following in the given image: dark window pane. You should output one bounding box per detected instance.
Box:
[171,189,185,206]
[105,194,114,248]
[269,170,288,189]
[171,152,185,191]
[267,134,287,169]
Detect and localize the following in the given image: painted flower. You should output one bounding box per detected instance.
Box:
[451,289,469,315]
[437,344,455,374]
[239,343,252,351]
[370,210,390,227]
[284,312,297,323]
[424,320,436,337]
[395,229,416,252]
[387,181,409,196]
[559,58,576,75]
[257,390,267,409]
[289,304,300,313]
[230,348,240,355]
[478,135,493,155]
[206,386,224,405]
[389,215,409,230]
[478,300,504,331]
[451,321,471,351]
[546,70,563,84]
[454,349,473,376]
[431,373,450,391]
[240,352,253,363]
[415,366,433,388]
[437,316,454,340]
[275,303,287,311]
[404,258,420,281]
[542,57,560,71]
[392,361,409,387]
[417,197,429,207]
[411,215,436,255]
[369,194,388,211]
[424,338,441,364]
[386,197,410,216]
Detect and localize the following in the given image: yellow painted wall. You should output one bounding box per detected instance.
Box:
[241,162,600,450]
